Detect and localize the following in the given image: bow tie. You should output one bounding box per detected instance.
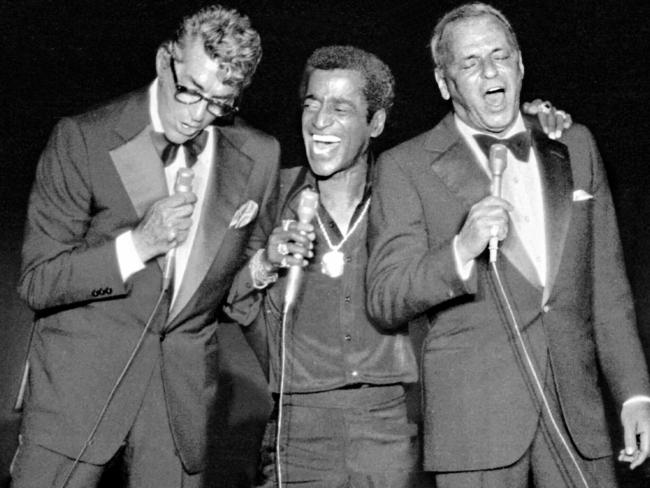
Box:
[474,131,531,162]
[151,130,209,168]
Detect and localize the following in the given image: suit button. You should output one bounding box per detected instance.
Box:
[543,305,551,313]
[105,287,112,295]
[91,289,99,297]
[447,289,455,298]
[344,296,351,303]
[344,334,352,341]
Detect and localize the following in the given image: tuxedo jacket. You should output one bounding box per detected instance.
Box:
[17,87,279,472]
[366,113,650,471]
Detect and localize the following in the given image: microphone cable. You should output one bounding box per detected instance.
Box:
[274,308,291,487]
[57,287,169,488]
[490,260,591,488]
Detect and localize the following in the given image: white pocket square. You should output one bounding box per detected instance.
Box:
[229,200,259,229]
[572,190,594,202]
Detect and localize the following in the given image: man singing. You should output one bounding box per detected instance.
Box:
[366,3,650,487]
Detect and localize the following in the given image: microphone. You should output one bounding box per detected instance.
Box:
[283,188,319,314]
[162,167,195,291]
[488,144,507,263]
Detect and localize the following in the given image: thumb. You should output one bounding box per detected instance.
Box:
[623,416,637,456]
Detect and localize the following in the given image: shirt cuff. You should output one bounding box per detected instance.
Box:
[623,396,650,406]
[453,235,475,281]
[249,248,278,289]
[115,231,146,281]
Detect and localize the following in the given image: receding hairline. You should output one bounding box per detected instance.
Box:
[431,4,520,69]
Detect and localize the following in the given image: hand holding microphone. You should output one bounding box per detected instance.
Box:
[455,144,511,265]
[488,144,507,263]
[283,188,319,314]
[131,168,196,285]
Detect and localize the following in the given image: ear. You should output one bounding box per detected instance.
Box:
[155,46,170,79]
[434,67,450,100]
[369,108,386,138]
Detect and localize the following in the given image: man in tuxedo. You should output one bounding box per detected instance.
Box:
[12,5,279,487]
[366,3,650,487]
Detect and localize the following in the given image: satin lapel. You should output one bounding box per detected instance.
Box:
[110,126,168,219]
[500,222,543,289]
[109,90,168,271]
[168,128,255,322]
[531,126,573,304]
[428,115,491,210]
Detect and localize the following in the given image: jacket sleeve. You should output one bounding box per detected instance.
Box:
[18,117,128,311]
[575,126,650,404]
[365,150,475,330]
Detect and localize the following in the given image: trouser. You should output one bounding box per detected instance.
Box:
[256,384,422,488]
[434,422,617,488]
[10,363,203,488]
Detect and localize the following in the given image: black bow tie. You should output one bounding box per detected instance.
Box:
[474,131,531,162]
[151,130,209,168]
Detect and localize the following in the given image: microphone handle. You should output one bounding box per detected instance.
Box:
[283,188,319,314]
[489,174,502,263]
[162,168,195,291]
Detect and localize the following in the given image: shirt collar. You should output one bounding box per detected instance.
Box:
[454,112,526,140]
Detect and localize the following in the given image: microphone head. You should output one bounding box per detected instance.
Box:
[488,143,508,177]
[175,167,195,193]
[296,188,319,224]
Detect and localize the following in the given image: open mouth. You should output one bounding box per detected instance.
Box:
[484,87,506,107]
[311,134,341,154]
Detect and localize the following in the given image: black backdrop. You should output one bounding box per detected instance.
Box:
[1,0,650,486]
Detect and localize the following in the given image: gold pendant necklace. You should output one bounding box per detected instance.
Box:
[315,199,370,278]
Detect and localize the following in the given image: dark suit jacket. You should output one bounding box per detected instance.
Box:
[17,87,279,472]
[366,113,650,471]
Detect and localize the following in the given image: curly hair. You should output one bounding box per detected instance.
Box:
[430,2,520,70]
[299,45,395,121]
[169,4,262,88]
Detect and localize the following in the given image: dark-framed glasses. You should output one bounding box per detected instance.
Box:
[169,57,239,117]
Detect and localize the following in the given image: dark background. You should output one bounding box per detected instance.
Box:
[1,0,649,486]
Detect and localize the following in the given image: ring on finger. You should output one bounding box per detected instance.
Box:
[280,257,289,268]
[281,219,294,232]
[277,242,289,256]
[168,229,177,242]
[539,101,551,114]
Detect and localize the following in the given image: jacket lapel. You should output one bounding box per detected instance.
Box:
[109,89,168,271]
[528,124,573,304]
[168,125,256,322]
[428,114,492,209]
[110,128,168,220]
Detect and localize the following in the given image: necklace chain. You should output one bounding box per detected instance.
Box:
[315,198,371,252]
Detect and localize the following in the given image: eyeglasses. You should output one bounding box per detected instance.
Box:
[169,57,239,118]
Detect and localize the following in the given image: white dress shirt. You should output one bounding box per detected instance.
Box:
[453,112,546,286]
